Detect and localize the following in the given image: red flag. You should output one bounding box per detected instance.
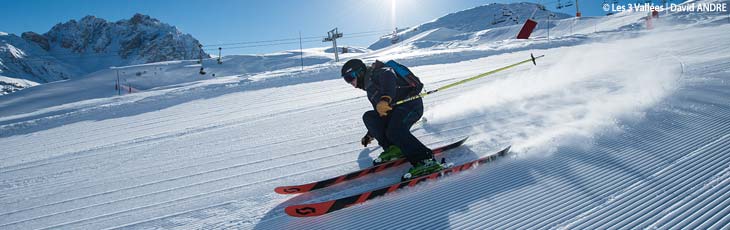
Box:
[517,19,538,39]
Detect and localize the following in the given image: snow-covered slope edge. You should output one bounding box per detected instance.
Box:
[0,46,354,129]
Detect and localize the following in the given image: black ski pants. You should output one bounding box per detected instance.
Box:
[362,98,432,165]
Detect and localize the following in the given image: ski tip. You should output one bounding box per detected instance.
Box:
[500,145,512,156]
[456,136,470,145]
[285,201,336,217]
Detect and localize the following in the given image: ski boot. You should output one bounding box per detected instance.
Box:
[401,158,448,181]
[373,145,403,165]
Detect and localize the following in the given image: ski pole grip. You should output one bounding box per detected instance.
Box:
[531,53,536,65]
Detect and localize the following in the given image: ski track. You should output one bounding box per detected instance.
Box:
[251,71,729,230]
[0,114,489,229]
[0,87,472,205]
[2,6,730,229]
[0,91,486,229]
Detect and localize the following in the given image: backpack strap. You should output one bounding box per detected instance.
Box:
[372,60,424,97]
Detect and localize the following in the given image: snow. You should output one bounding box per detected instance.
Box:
[0,47,346,120]
[3,44,27,58]
[1,0,729,229]
[0,33,86,87]
[0,76,40,95]
[368,2,572,50]
[323,46,369,54]
[427,36,683,156]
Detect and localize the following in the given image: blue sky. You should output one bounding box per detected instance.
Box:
[0,0,663,54]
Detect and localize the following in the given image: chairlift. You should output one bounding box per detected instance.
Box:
[217,47,223,64]
[564,0,574,8]
[556,0,564,9]
[390,28,399,44]
[491,14,506,25]
[502,9,512,17]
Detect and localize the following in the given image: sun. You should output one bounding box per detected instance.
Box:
[391,0,397,30]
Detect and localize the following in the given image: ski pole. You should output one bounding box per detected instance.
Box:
[394,53,545,106]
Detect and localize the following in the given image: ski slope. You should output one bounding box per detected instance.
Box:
[1,1,729,229]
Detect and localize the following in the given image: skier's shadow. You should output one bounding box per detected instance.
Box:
[357,147,377,169]
[253,146,537,230]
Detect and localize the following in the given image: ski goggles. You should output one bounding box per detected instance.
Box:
[342,67,362,81]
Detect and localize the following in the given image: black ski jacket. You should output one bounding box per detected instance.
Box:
[363,66,419,110]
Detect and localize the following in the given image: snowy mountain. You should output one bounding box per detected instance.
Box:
[40,14,206,71]
[1,0,729,229]
[0,14,206,95]
[368,2,571,50]
[0,33,84,93]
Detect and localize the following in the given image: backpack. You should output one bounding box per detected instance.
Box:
[373,60,424,96]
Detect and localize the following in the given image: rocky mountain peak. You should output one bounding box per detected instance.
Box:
[1,13,208,94]
[129,13,159,25]
[20,32,50,51]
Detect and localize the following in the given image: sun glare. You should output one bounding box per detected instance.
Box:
[391,0,397,30]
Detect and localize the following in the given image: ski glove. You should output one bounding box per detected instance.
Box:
[376,96,393,117]
[361,133,373,147]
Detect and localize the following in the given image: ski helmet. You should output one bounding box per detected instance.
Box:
[341,59,366,83]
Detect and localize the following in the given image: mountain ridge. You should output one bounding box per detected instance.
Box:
[368,2,571,50]
[0,13,207,94]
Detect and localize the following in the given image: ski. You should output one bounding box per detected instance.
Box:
[274,137,468,195]
[285,145,510,217]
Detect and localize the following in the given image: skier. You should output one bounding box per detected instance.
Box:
[341,59,444,179]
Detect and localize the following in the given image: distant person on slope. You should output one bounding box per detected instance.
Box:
[341,58,443,179]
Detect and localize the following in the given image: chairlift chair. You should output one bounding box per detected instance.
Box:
[492,13,507,25]
[390,34,399,44]
[502,9,512,17]
[564,0,574,7]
